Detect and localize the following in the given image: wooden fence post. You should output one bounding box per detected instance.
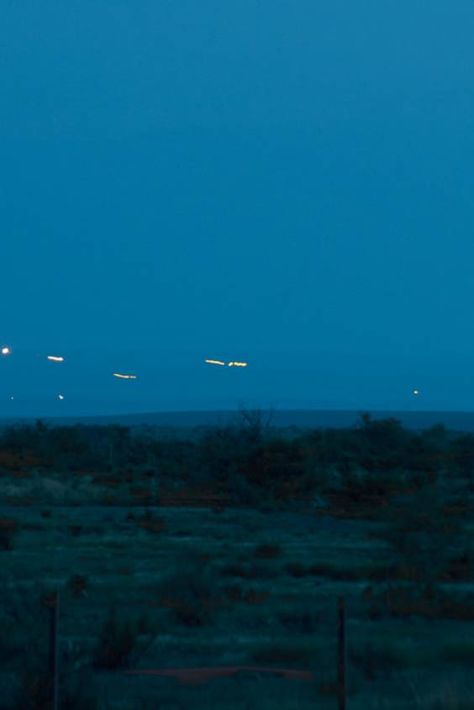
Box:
[337,596,346,710]
[48,592,60,710]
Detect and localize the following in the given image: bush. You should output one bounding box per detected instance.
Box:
[241,439,313,502]
[375,486,465,586]
[254,543,282,559]
[349,640,417,680]
[221,562,277,580]
[158,561,221,627]
[93,610,137,669]
[285,562,307,578]
[277,609,320,633]
[137,509,166,533]
[60,673,100,710]
[441,640,474,665]
[441,550,474,582]
[251,642,315,666]
[15,670,52,710]
[0,518,18,550]
[67,574,88,598]
[364,583,474,621]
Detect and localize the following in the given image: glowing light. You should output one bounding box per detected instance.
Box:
[47,355,64,363]
[228,361,248,368]
[58,394,65,401]
[205,359,226,367]
[113,373,138,380]
[1,346,11,356]
[413,389,420,396]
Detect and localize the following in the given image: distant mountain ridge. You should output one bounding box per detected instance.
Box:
[3,409,474,432]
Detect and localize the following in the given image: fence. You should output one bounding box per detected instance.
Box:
[42,593,348,709]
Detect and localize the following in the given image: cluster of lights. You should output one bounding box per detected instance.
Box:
[3,343,424,404]
[1,345,143,400]
[1,348,252,404]
[205,359,248,368]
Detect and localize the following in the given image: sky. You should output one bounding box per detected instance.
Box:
[1,1,474,416]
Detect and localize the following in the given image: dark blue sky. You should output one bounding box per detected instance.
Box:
[1,1,474,415]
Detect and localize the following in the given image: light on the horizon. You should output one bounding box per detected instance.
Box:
[205,359,226,367]
[47,355,65,363]
[113,373,138,380]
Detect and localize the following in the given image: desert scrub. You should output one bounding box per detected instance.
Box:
[58,671,100,710]
[93,610,137,669]
[349,639,430,681]
[253,543,282,559]
[440,639,474,665]
[277,609,321,633]
[0,518,18,550]
[158,561,222,627]
[285,560,395,581]
[136,508,166,533]
[221,562,278,580]
[67,574,89,598]
[14,670,53,710]
[250,640,317,666]
[364,583,474,621]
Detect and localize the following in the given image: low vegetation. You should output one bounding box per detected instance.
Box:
[0,412,473,708]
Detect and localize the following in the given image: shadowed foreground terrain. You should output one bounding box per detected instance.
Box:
[1,413,474,708]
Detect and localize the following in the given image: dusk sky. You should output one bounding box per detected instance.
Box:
[1,1,474,416]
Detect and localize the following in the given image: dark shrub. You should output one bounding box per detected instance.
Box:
[0,518,18,550]
[93,610,136,669]
[364,583,474,621]
[278,610,320,633]
[15,670,52,710]
[286,562,307,578]
[251,643,314,665]
[159,562,221,627]
[67,574,89,598]
[349,641,407,680]
[137,509,166,533]
[254,543,282,559]
[221,562,277,580]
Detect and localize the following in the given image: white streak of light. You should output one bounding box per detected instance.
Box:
[113,373,138,380]
[47,355,65,362]
[205,359,226,367]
